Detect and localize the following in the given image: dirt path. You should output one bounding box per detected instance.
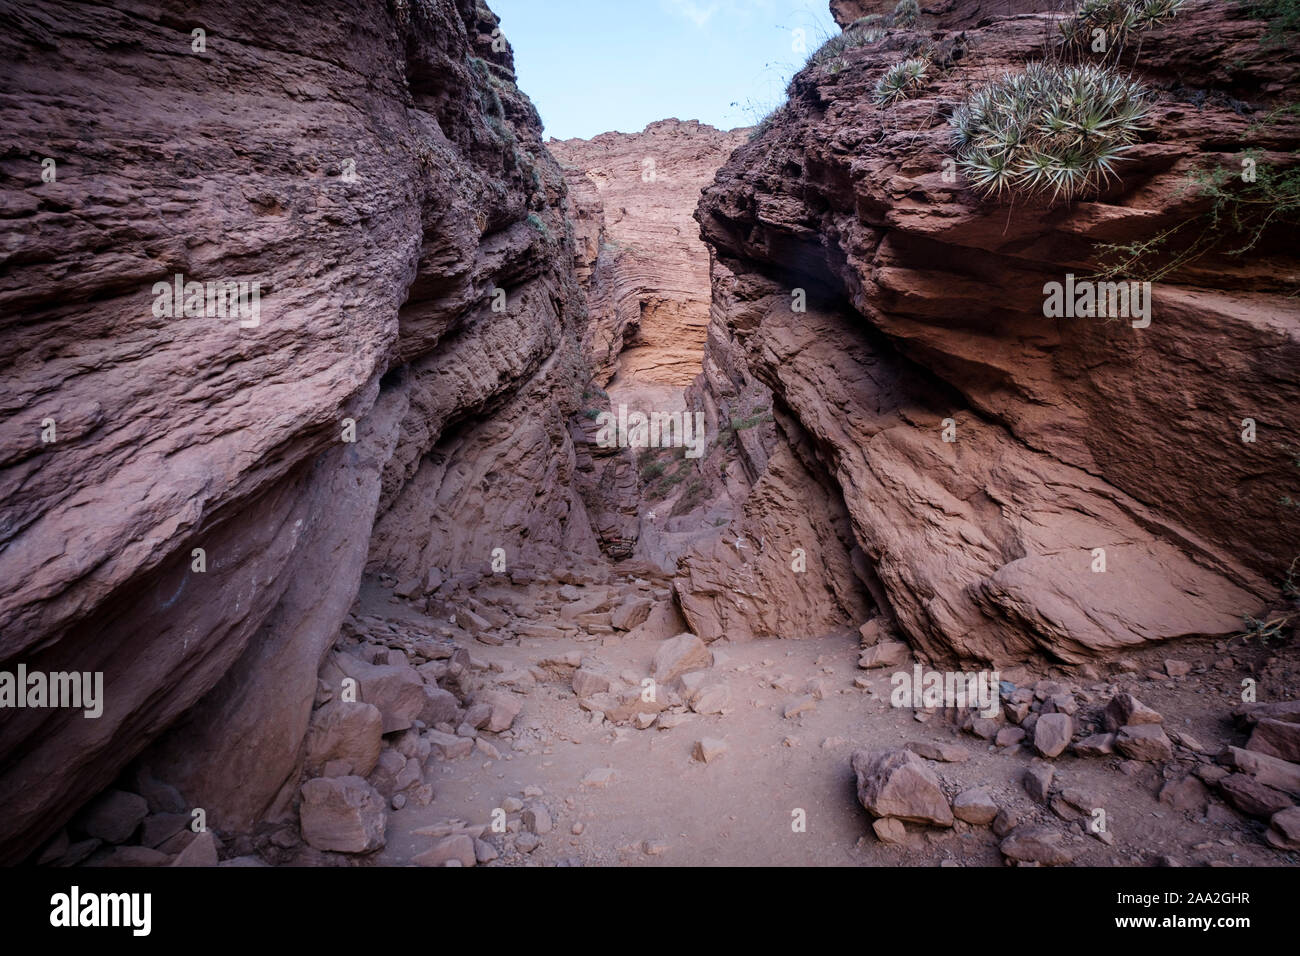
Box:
[349,566,1297,868]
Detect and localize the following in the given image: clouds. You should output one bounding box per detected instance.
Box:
[495,0,837,139]
[661,0,775,29]
[663,0,719,27]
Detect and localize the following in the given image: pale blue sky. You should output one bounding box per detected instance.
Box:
[491,0,840,140]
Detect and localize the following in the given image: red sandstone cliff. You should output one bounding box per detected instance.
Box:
[684,0,1300,662]
[550,120,750,388]
[0,0,1297,871]
[0,0,594,863]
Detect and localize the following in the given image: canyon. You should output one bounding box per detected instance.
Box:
[0,0,1297,869]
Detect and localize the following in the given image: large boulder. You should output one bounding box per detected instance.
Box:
[1102,694,1163,733]
[476,690,523,733]
[420,685,461,728]
[1247,719,1300,763]
[1115,724,1174,762]
[859,641,909,670]
[1225,746,1300,797]
[323,653,426,734]
[414,834,476,867]
[651,634,712,682]
[299,776,386,853]
[1000,826,1075,866]
[304,701,383,777]
[952,788,998,826]
[1033,713,1073,758]
[1219,774,1293,819]
[579,686,668,724]
[611,596,653,632]
[851,748,953,827]
[572,668,613,698]
[73,790,148,845]
[1267,807,1300,850]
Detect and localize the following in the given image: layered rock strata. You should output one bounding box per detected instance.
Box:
[683,0,1299,662]
[0,0,594,862]
[550,120,749,387]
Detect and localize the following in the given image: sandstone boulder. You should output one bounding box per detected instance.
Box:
[692,738,727,763]
[1000,826,1074,866]
[1247,719,1300,764]
[326,654,426,734]
[873,817,907,844]
[1115,724,1174,762]
[73,790,148,845]
[1073,733,1116,757]
[851,749,953,827]
[652,634,712,682]
[299,776,386,853]
[415,834,475,867]
[611,596,653,631]
[1103,694,1164,733]
[304,701,383,777]
[1023,761,1054,802]
[476,691,523,734]
[1225,746,1300,797]
[904,741,969,763]
[572,668,613,698]
[170,830,219,868]
[858,641,909,670]
[1034,713,1073,758]
[952,788,998,825]
[1267,807,1300,850]
[1218,774,1293,819]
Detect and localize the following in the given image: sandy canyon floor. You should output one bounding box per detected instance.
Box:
[302,566,1300,869]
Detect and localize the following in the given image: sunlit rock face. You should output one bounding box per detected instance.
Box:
[550,119,750,388]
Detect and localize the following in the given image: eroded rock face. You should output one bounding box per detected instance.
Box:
[691,0,1298,664]
[659,248,879,639]
[550,120,750,387]
[0,0,593,862]
[550,120,751,564]
[674,438,873,642]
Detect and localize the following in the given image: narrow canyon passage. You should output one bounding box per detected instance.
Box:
[318,112,1294,868]
[1,0,1298,874]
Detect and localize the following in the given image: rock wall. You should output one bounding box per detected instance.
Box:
[548,120,751,564]
[550,120,749,387]
[672,259,878,641]
[0,0,594,862]
[689,0,1300,664]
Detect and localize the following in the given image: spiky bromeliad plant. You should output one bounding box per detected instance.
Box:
[1061,0,1186,49]
[873,57,931,105]
[949,61,1151,203]
[894,0,921,28]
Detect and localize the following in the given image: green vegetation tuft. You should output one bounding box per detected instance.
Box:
[873,57,931,106]
[1242,0,1300,42]
[791,17,888,94]
[1092,148,1300,286]
[894,0,920,28]
[1061,0,1186,50]
[949,61,1151,202]
[525,212,549,238]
